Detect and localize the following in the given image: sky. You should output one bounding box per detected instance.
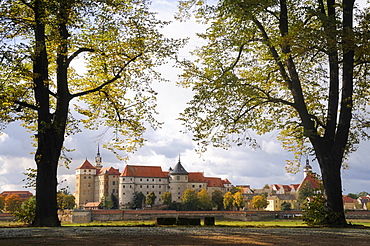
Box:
[1,0,369,196]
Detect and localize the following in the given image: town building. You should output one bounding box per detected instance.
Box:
[75,150,232,208]
[0,191,33,201]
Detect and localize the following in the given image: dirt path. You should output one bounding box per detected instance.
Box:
[1,227,370,245]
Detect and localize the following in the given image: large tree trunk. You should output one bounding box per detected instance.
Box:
[33,128,63,227]
[315,148,347,226]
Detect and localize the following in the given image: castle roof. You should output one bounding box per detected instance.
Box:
[188,172,206,182]
[205,177,225,187]
[121,165,168,178]
[76,159,96,170]
[170,160,188,175]
[97,166,120,175]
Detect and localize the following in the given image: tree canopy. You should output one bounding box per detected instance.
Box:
[177,0,370,226]
[0,0,182,226]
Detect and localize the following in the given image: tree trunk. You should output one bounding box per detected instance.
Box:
[315,145,347,226]
[33,128,64,227]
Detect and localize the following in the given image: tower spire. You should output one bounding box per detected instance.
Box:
[304,157,312,178]
[95,143,102,169]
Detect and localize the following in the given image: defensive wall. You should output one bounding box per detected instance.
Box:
[2,210,370,223]
[58,210,370,223]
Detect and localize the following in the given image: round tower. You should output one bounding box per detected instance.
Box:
[169,157,188,202]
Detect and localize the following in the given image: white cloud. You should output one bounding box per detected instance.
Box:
[261,140,285,155]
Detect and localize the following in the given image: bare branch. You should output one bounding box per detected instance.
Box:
[67,48,95,66]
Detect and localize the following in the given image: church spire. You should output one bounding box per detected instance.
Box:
[95,143,102,169]
[303,158,312,178]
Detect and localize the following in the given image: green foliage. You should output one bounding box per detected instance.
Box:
[233,191,245,210]
[281,202,292,211]
[211,190,224,210]
[57,192,75,210]
[13,196,36,225]
[347,193,358,199]
[110,193,119,209]
[100,195,114,209]
[302,196,340,226]
[251,195,269,211]
[161,192,172,207]
[182,189,199,211]
[197,189,212,210]
[145,192,157,207]
[223,192,234,210]
[131,192,145,209]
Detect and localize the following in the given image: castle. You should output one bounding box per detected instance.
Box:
[75,149,232,208]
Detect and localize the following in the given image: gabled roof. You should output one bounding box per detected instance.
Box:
[222,179,231,185]
[170,160,188,175]
[76,159,96,170]
[298,172,322,190]
[97,166,120,175]
[121,165,168,178]
[267,194,297,200]
[188,172,206,183]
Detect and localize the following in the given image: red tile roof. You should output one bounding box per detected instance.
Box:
[0,191,33,201]
[222,179,231,184]
[205,177,225,187]
[343,195,357,203]
[76,159,96,170]
[97,166,120,175]
[188,172,206,182]
[121,165,168,178]
[298,172,322,190]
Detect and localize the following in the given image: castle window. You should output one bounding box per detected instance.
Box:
[147,192,149,194]
[159,179,161,182]
[123,185,125,188]
[112,189,115,193]
[159,185,161,188]
[130,185,132,188]
[140,178,142,181]
[84,170,86,172]
[123,178,125,181]
[192,185,195,188]
[112,181,115,185]
[159,191,161,194]
[84,176,86,179]
[199,185,202,188]
[178,187,180,189]
[123,193,125,195]
[89,170,91,172]
[130,178,132,181]
[147,185,149,188]
[152,179,154,181]
[140,185,142,188]
[177,176,180,180]
[88,176,91,179]
[152,185,154,188]
[147,179,149,181]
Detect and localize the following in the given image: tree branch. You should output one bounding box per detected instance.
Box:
[66,48,95,66]
[71,53,143,98]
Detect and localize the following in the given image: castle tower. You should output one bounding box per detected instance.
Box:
[95,144,103,169]
[75,159,97,208]
[169,156,189,202]
[303,158,312,178]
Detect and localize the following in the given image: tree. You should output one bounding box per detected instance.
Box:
[182,189,198,211]
[57,191,75,210]
[347,193,358,199]
[178,0,369,226]
[132,192,145,210]
[0,196,4,212]
[233,191,245,211]
[223,192,234,210]
[281,201,292,211]
[197,188,213,210]
[14,196,36,224]
[100,195,114,209]
[0,0,182,226]
[110,193,119,209]
[5,194,22,213]
[251,195,268,211]
[211,190,224,210]
[145,192,156,208]
[161,192,172,208]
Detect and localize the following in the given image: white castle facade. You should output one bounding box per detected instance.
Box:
[75,150,232,208]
